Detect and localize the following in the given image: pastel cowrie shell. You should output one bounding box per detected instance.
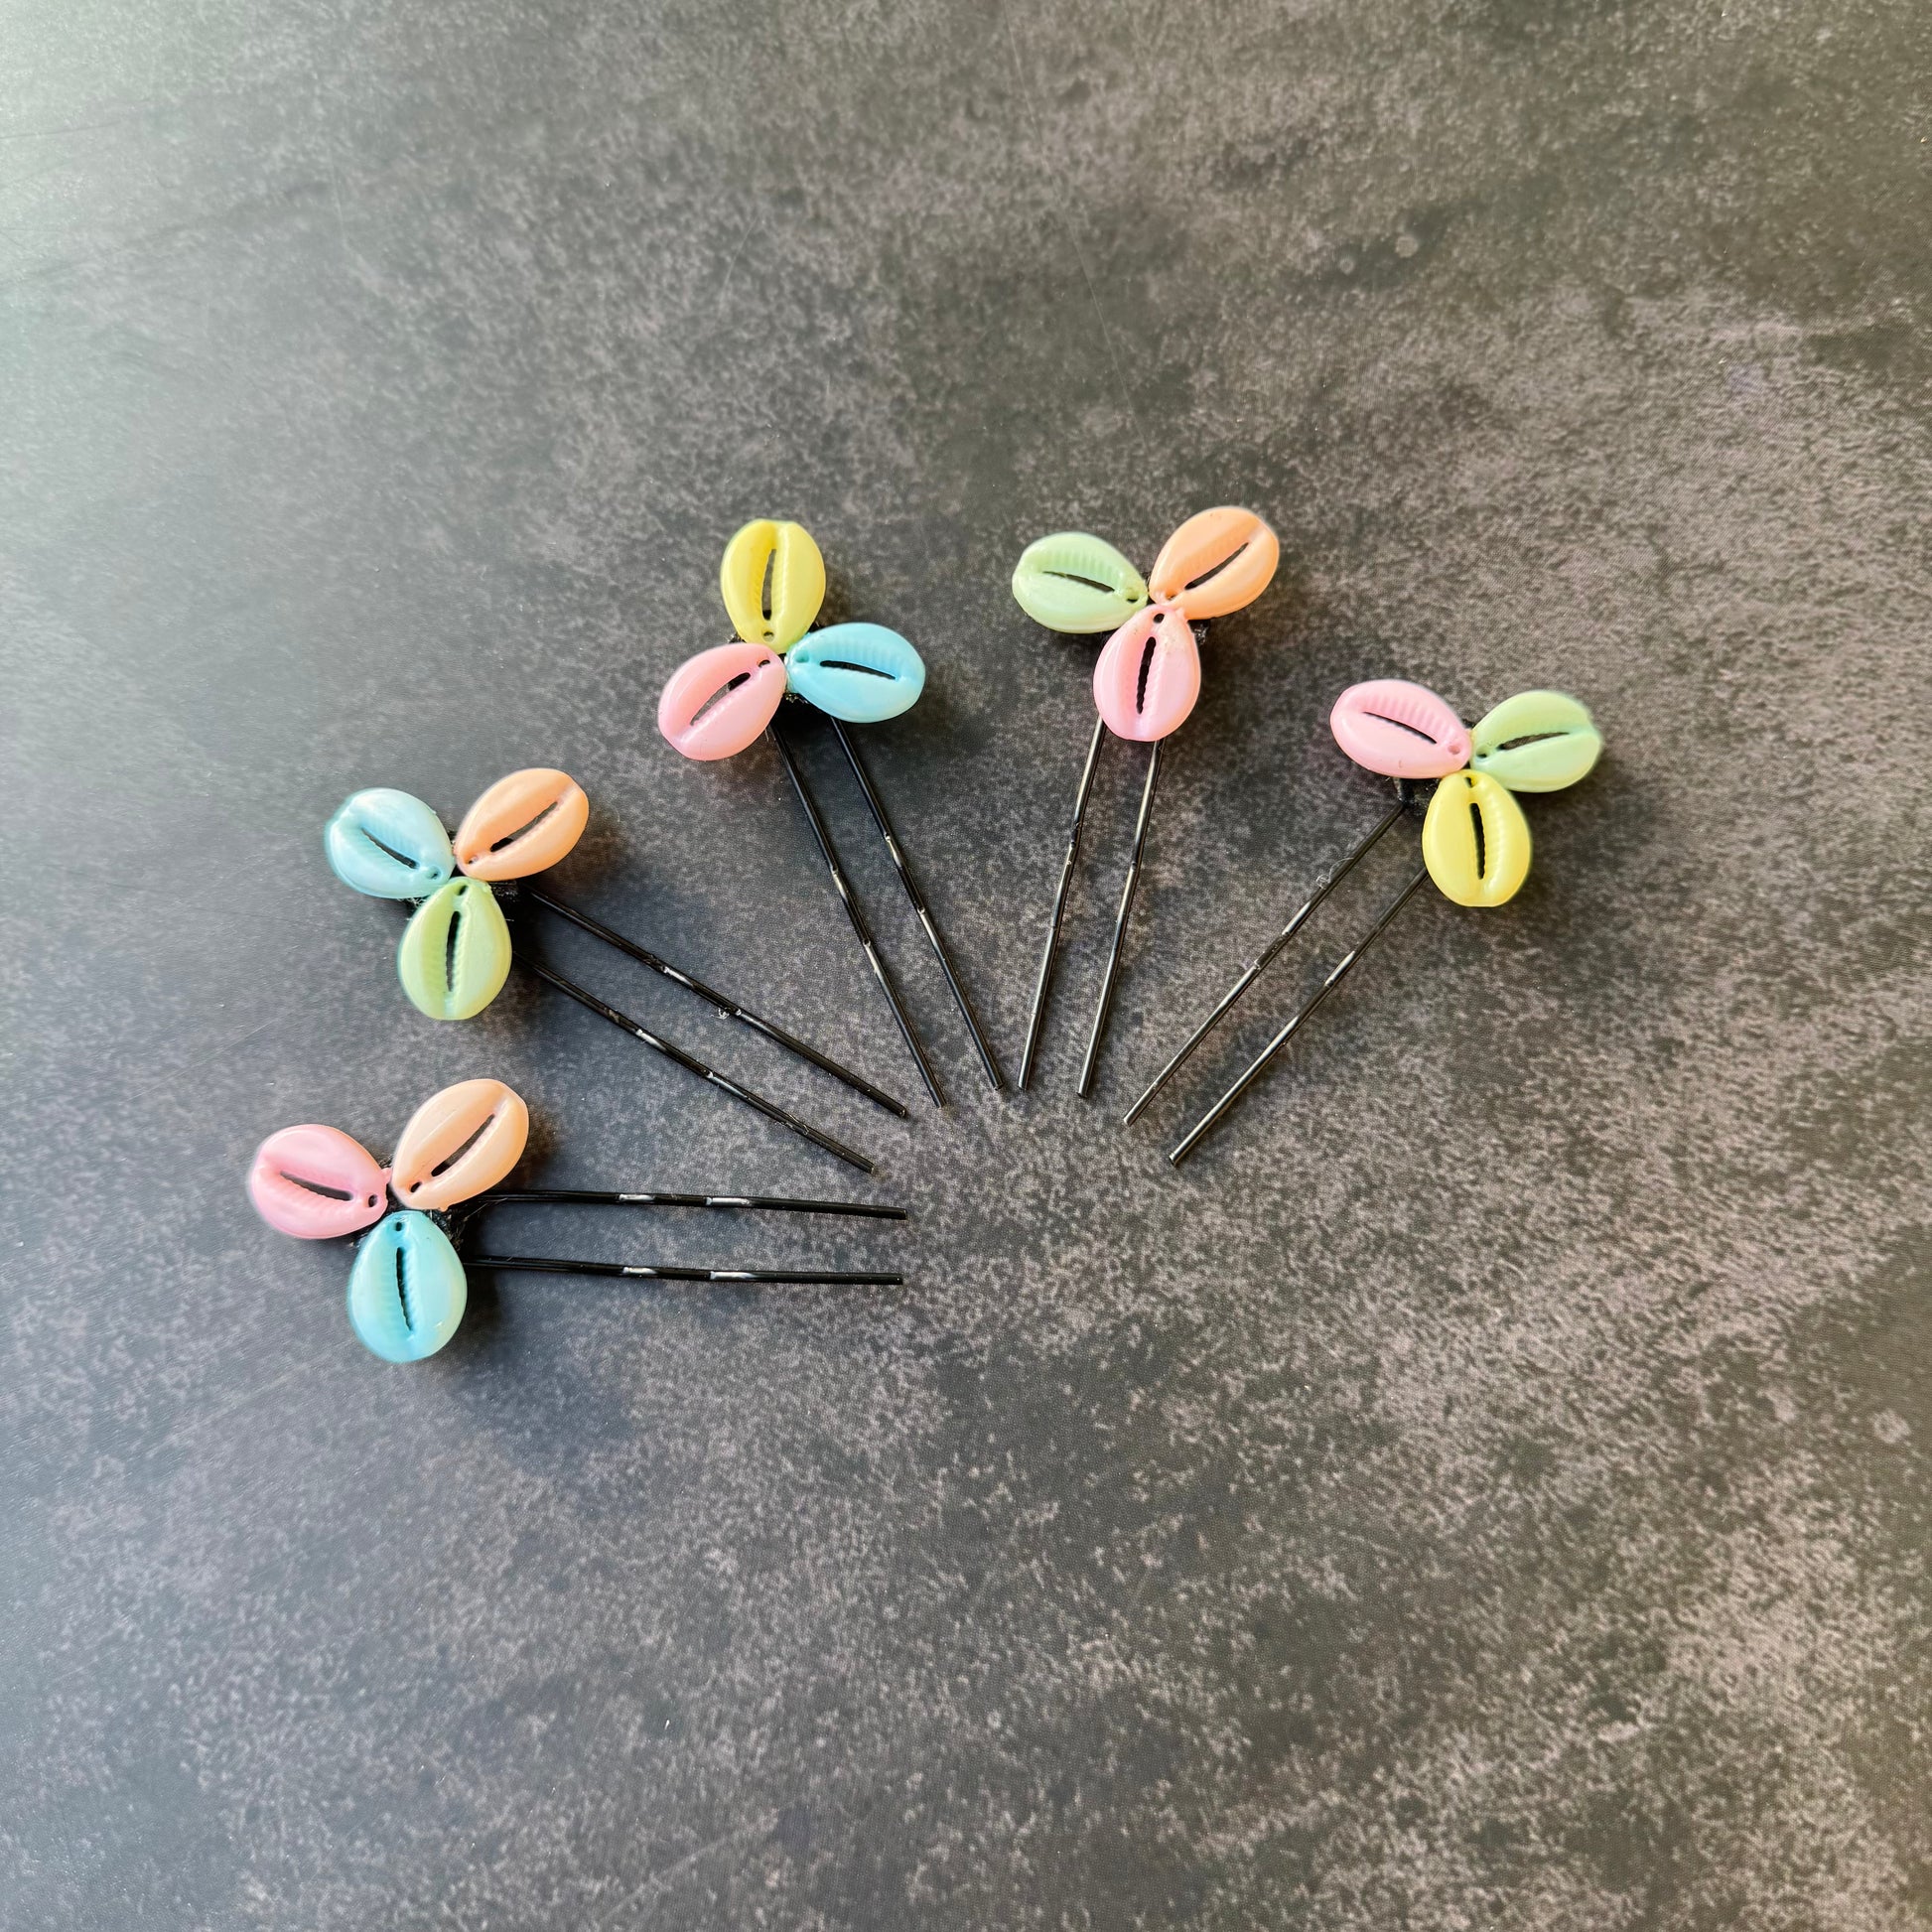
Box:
[1422,768,1532,908]
[247,1124,390,1240]
[785,623,926,724]
[454,768,590,881]
[1146,506,1280,621]
[1470,690,1602,794]
[1329,679,1472,780]
[346,1211,468,1363]
[389,1077,529,1210]
[324,788,456,900]
[1011,532,1150,634]
[1091,603,1202,742]
[658,641,787,761]
[396,878,513,1020]
[720,519,827,653]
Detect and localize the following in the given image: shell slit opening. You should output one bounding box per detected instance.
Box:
[820,659,894,680]
[420,1114,497,1186]
[1364,710,1438,743]
[280,1170,352,1201]
[1135,635,1158,714]
[359,828,424,871]
[1496,731,1567,752]
[1182,541,1249,592]
[1469,800,1487,879]
[394,1245,413,1328]
[689,671,754,727]
[488,798,561,853]
[444,900,464,989]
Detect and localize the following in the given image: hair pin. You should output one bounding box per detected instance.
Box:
[1009,508,1282,1095]
[247,1078,906,1363]
[1155,683,1603,1165]
[326,767,889,1173]
[658,520,1005,1103]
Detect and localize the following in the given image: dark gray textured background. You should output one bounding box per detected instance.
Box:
[5,0,1930,1924]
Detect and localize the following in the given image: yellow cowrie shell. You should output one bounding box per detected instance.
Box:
[1422,769,1533,908]
[454,768,590,881]
[396,878,513,1020]
[390,1077,530,1210]
[1469,690,1603,793]
[721,519,826,652]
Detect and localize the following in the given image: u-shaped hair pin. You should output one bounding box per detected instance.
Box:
[658,520,1005,1105]
[1010,507,1282,1095]
[1131,683,1604,1164]
[247,1078,907,1363]
[325,767,894,1173]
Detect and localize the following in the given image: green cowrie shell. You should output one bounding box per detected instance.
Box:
[346,1211,467,1363]
[1012,532,1149,634]
[396,878,512,1021]
[1470,690,1602,793]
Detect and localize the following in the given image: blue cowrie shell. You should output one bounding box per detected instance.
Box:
[326,788,457,899]
[346,1211,468,1363]
[785,623,926,724]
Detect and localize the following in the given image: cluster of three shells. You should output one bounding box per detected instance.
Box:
[1011,507,1282,741]
[247,1079,530,1362]
[658,519,928,761]
[1330,682,1603,906]
[325,768,591,1020]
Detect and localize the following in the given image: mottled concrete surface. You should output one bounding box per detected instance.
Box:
[4,0,1930,1924]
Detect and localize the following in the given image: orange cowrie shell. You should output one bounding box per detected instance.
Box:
[1147,506,1280,621]
[1422,769,1533,908]
[454,768,590,881]
[389,1077,530,1210]
[720,519,827,652]
[1092,603,1202,741]
[657,641,788,761]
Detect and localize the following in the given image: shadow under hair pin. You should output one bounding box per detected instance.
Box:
[1138,682,1603,1166]
[326,766,892,1173]
[657,519,1005,1104]
[247,1078,906,1363]
[1009,508,1281,1096]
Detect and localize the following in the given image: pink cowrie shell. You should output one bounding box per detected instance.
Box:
[657,641,787,761]
[1329,679,1472,779]
[1092,604,1202,742]
[248,1124,390,1240]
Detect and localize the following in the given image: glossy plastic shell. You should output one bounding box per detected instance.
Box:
[390,1077,529,1210]
[325,788,456,900]
[1330,679,1472,780]
[454,768,590,881]
[1470,690,1602,793]
[1422,769,1533,908]
[247,1123,390,1240]
[1147,507,1280,620]
[720,519,826,652]
[657,641,787,761]
[785,623,926,723]
[1092,604,1201,742]
[396,878,513,1021]
[346,1211,468,1363]
[1011,532,1150,634]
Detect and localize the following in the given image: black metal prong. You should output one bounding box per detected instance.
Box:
[1017,713,1107,1090]
[766,718,946,1109]
[474,1188,906,1220]
[519,957,878,1174]
[827,717,1007,1093]
[1075,737,1164,1100]
[1121,796,1409,1126]
[467,1256,903,1287]
[1168,865,1430,1167]
[512,884,910,1118]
